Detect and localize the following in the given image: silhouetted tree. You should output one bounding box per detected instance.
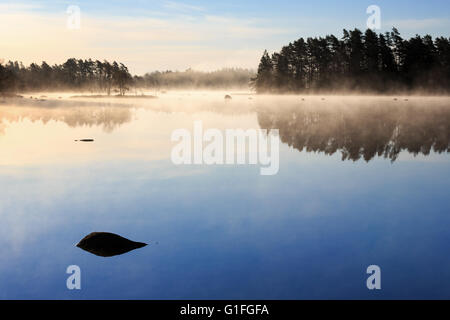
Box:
[113,63,132,96]
[0,58,134,95]
[254,28,450,93]
[253,50,274,92]
[0,63,17,94]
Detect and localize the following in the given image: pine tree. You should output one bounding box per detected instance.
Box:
[253,50,274,92]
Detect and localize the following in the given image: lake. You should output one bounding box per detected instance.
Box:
[0,92,449,299]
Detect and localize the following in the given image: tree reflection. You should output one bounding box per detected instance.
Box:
[0,99,132,133]
[257,100,450,162]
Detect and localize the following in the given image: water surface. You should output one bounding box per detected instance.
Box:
[0,93,449,299]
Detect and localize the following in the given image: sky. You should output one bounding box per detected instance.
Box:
[0,0,449,75]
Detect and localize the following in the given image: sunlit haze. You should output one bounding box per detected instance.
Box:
[1,0,450,74]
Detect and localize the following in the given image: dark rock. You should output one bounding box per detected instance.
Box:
[75,139,94,142]
[76,232,147,257]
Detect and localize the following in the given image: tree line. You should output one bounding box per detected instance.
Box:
[0,58,132,95]
[253,28,450,93]
[0,59,255,95]
[135,68,254,89]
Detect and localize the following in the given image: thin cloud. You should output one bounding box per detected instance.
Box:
[204,15,292,37]
[384,18,450,30]
[163,1,205,12]
[0,8,278,73]
[0,2,41,11]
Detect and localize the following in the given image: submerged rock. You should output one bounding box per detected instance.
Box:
[75,139,94,142]
[76,232,147,257]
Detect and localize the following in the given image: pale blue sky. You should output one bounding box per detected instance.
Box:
[1,0,449,74]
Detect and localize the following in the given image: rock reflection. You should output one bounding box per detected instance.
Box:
[257,100,450,162]
[76,232,147,257]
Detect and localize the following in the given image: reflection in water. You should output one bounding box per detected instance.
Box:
[257,101,450,162]
[1,96,449,162]
[76,232,147,257]
[0,94,449,299]
[0,99,132,133]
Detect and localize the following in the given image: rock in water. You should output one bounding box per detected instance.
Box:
[76,232,147,257]
[75,139,94,142]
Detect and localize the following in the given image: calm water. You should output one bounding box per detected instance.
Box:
[0,93,449,299]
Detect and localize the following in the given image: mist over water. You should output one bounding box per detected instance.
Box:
[0,92,449,299]
[1,92,448,163]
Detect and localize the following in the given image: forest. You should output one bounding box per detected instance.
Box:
[2,27,450,95]
[0,58,253,95]
[253,28,450,93]
[0,59,133,95]
[135,68,254,89]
